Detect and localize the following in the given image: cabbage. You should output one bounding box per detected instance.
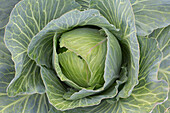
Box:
[0,0,169,112]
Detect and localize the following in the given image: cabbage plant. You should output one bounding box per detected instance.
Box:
[0,0,170,113]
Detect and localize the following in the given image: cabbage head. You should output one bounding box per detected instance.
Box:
[0,0,170,113]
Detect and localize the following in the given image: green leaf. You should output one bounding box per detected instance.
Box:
[48,105,63,113]
[152,93,170,113]
[27,0,81,68]
[0,29,49,113]
[0,0,20,29]
[90,0,140,98]
[0,94,49,113]
[131,0,170,36]
[4,0,81,96]
[3,21,45,97]
[76,0,90,9]
[102,28,122,87]
[149,26,170,113]
[149,26,170,51]
[64,37,168,113]
[48,105,86,113]
[6,59,45,96]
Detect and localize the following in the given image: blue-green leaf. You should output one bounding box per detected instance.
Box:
[0,0,20,29]
[0,94,49,113]
[0,28,49,113]
[131,0,170,36]
[149,26,170,113]
[4,0,81,96]
[76,0,90,9]
[0,28,14,95]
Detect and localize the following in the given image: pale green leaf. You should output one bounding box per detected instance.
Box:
[58,51,92,88]
[4,0,80,96]
[0,0,20,29]
[131,0,170,36]
[90,0,140,98]
[59,28,107,88]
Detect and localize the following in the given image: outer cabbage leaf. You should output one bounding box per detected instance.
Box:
[0,28,49,113]
[76,0,90,9]
[131,0,170,36]
[0,94,49,113]
[0,28,14,94]
[149,26,170,113]
[152,93,170,113]
[4,0,81,96]
[0,0,20,95]
[0,0,20,29]
[48,106,63,113]
[60,37,168,113]
[90,0,140,98]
